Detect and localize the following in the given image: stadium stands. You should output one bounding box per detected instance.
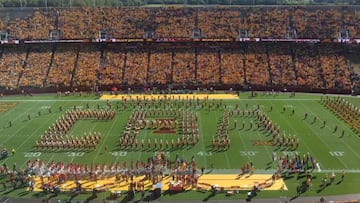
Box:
[318,44,351,89]
[73,45,100,87]
[7,10,55,40]
[98,49,125,86]
[47,45,77,87]
[267,43,296,86]
[0,42,356,93]
[155,7,195,38]
[123,51,148,85]
[292,7,341,39]
[173,50,196,85]
[294,44,324,88]
[197,50,220,84]
[2,7,360,40]
[245,43,270,86]
[148,51,172,85]
[220,49,245,85]
[0,46,26,89]
[19,44,51,87]
[0,7,358,94]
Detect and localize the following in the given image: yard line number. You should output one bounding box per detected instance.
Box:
[66,152,85,157]
[240,151,257,156]
[282,151,299,156]
[111,151,128,157]
[197,151,212,156]
[24,152,41,157]
[329,151,344,157]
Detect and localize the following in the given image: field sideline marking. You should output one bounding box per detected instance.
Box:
[210,168,360,174]
[0,98,321,102]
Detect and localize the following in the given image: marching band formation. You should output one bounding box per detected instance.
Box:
[322,96,360,134]
[35,109,115,150]
[119,109,200,150]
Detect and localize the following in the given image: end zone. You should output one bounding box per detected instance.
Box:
[100,93,239,100]
[33,174,286,192]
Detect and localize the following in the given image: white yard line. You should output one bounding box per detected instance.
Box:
[215,110,231,169]
[0,98,321,102]
[15,108,60,168]
[198,111,208,168]
[136,110,148,162]
[91,110,121,164]
[0,103,40,144]
[270,101,320,166]
[43,101,99,166]
[255,126,273,166]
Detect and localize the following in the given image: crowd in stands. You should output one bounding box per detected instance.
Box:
[220,50,245,85]
[47,45,77,87]
[245,44,269,85]
[0,6,358,93]
[58,8,152,39]
[173,51,196,85]
[268,43,296,86]
[198,9,241,38]
[98,50,125,86]
[247,8,289,38]
[73,46,100,87]
[0,47,26,89]
[292,7,341,39]
[148,51,172,85]
[197,50,219,84]
[19,44,51,87]
[0,43,355,91]
[123,51,148,85]
[319,44,351,89]
[6,10,55,40]
[1,7,360,40]
[294,44,323,88]
[155,8,195,38]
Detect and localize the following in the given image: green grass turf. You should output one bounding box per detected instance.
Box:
[0,92,359,201]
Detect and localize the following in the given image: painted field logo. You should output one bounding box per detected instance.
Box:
[252,140,273,146]
[0,102,17,113]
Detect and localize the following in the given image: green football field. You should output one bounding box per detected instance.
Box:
[0,92,359,201]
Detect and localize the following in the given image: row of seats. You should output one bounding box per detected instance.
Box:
[0,44,354,90]
[1,7,360,40]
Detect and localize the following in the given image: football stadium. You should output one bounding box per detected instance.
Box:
[0,1,359,202]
